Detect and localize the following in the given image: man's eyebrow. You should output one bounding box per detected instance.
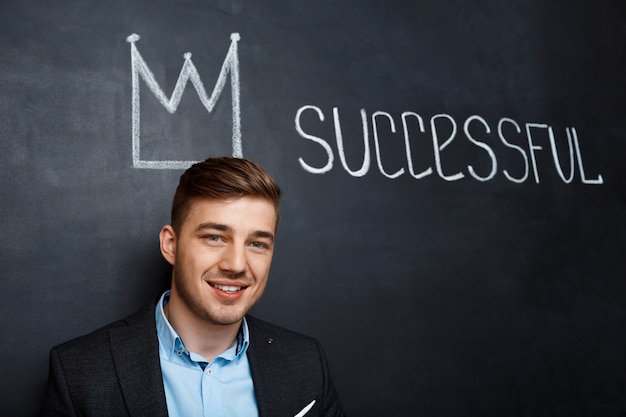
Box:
[194,222,233,234]
[250,230,275,241]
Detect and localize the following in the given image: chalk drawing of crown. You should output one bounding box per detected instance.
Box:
[126,33,241,169]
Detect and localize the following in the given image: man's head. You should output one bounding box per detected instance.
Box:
[160,157,282,329]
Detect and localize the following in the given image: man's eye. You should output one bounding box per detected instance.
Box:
[206,235,222,242]
[250,242,267,249]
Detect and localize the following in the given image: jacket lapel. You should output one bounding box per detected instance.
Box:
[247,318,288,417]
[246,316,317,417]
[109,302,169,417]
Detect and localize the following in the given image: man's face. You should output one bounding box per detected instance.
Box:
[160,196,277,327]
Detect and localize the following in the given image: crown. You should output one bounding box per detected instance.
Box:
[126,33,241,169]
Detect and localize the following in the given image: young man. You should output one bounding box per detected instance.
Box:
[41,157,345,417]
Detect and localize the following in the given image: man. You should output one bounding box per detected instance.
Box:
[41,157,345,417]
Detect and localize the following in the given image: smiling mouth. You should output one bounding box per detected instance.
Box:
[210,283,243,293]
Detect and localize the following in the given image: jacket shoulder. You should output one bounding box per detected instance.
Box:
[41,301,167,417]
[51,301,156,359]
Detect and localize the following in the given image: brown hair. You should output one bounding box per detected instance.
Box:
[170,157,281,232]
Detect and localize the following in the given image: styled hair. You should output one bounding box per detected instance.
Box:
[170,157,281,233]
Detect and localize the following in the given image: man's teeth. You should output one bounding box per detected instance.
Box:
[212,284,242,292]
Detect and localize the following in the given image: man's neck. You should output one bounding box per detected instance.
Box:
[164,300,241,362]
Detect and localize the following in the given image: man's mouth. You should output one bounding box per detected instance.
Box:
[210,283,243,293]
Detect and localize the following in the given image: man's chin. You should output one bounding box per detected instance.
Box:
[202,310,246,327]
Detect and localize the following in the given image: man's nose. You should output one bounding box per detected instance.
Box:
[218,243,246,274]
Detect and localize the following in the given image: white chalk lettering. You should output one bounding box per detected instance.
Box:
[464,115,497,182]
[333,108,370,177]
[498,118,528,184]
[431,114,464,181]
[372,111,404,179]
[127,33,241,169]
[571,127,604,184]
[549,126,575,184]
[295,106,603,185]
[401,112,432,179]
[294,105,334,174]
[524,123,547,183]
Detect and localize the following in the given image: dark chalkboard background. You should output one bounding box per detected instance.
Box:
[1,1,625,416]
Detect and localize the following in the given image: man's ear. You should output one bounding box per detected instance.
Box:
[159,225,177,266]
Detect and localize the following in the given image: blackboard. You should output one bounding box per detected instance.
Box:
[1,1,625,415]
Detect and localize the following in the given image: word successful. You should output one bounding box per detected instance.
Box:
[295,106,603,184]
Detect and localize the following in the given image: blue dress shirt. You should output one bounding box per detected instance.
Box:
[155,291,259,417]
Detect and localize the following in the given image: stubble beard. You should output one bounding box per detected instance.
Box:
[173,267,250,326]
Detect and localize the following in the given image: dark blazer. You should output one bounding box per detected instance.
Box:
[40,302,345,417]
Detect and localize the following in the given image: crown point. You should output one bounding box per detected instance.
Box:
[231,33,240,41]
[126,34,140,43]
[183,52,192,59]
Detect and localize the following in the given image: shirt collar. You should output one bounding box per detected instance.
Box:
[155,290,250,363]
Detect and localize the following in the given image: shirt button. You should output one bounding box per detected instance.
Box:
[206,368,212,375]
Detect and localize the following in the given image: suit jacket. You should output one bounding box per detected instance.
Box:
[40,301,345,417]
